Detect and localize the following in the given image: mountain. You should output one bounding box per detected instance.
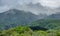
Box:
[0,9,38,30]
[38,13,48,19]
[46,13,60,19]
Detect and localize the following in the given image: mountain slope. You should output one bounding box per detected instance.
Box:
[30,19,60,29]
[0,9,38,30]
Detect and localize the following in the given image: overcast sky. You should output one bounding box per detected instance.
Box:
[0,0,60,15]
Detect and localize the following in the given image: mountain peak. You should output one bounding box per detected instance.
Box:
[3,9,26,15]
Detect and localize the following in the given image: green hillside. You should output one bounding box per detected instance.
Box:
[0,26,60,36]
[30,19,60,29]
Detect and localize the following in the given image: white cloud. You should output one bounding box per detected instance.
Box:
[0,0,60,15]
[1,0,60,8]
[39,0,60,8]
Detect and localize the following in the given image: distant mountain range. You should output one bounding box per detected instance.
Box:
[46,13,60,19]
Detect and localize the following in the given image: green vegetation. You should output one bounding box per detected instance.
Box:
[0,26,60,36]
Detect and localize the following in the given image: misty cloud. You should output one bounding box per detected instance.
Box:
[0,5,12,13]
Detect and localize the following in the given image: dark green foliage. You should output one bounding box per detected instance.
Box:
[30,26,48,31]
